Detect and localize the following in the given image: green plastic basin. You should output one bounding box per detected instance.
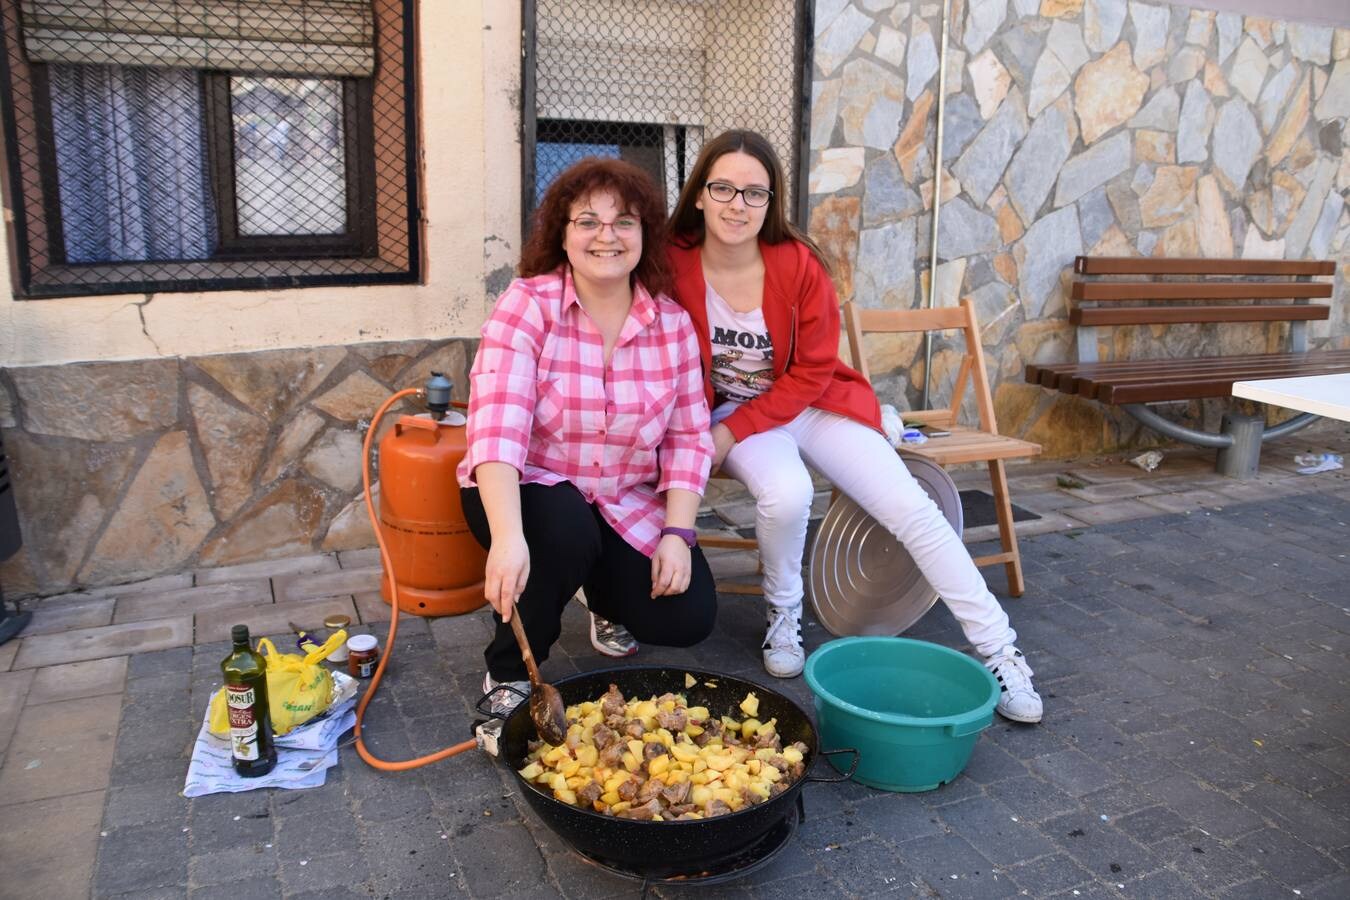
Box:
[803,637,999,792]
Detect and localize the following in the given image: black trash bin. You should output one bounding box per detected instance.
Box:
[0,430,30,644]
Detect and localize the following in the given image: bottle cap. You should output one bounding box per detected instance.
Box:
[231,624,250,644]
[348,634,378,652]
[323,614,352,629]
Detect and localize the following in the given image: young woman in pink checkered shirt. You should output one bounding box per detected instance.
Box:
[457,158,717,711]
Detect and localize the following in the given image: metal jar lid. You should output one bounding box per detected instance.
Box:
[324,614,352,629]
[347,633,378,653]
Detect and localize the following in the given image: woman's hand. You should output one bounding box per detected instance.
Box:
[711,422,736,472]
[650,534,692,598]
[483,531,530,619]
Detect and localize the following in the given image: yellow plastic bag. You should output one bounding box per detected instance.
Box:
[209,630,347,737]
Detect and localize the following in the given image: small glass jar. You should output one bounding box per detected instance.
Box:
[347,634,380,679]
[324,614,352,663]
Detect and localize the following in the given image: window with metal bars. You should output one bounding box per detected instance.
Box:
[523,0,811,231]
[0,0,416,298]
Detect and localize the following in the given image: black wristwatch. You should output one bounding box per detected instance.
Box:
[659,526,698,548]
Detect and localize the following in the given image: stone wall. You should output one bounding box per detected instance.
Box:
[0,340,475,596]
[808,0,1350,458]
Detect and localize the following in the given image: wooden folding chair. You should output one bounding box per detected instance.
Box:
[842,299,1042,597]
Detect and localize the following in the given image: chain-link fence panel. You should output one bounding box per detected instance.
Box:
[526,0,807,225]
[0,0,416,298]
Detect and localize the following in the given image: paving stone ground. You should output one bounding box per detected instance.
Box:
[0,423,1347,899]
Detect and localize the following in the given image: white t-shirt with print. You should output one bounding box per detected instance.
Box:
[706,281,776,402]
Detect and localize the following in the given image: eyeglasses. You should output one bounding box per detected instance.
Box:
[567,215,641,235]
[704,181,773,208]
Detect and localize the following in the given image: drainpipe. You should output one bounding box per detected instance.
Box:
[921,0,951,410]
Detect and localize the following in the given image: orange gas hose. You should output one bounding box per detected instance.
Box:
[353,387,477,770]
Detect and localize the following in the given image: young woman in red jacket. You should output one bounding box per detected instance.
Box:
[662,129,1041,722]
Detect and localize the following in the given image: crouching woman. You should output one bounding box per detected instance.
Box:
[458,158,717,711]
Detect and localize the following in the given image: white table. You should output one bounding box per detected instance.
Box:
[1232,372,1350,423]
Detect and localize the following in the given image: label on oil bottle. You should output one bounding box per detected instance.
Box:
[226,684,261,761]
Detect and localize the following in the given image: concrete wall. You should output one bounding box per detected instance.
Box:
[807,0,1349,459]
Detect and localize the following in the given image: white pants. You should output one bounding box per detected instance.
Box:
[717,404,1016,658]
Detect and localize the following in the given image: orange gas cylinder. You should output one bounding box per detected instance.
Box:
[376,411,487,617]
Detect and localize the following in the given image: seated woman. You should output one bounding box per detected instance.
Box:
[458,158,716,713]
[663,129,1042,723]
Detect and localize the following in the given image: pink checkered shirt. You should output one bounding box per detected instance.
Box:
[458,267,713,556]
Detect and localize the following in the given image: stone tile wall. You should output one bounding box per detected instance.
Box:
[809,0,1349,458]
[0,340,474,596]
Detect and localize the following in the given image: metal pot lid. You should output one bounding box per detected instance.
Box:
[807,454,963,637]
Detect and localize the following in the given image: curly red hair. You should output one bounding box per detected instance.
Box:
[519,157,672,298]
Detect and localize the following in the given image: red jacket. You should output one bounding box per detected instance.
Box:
[669,239,882,441]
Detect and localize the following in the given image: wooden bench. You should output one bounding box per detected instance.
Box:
[1026,256,1347,477]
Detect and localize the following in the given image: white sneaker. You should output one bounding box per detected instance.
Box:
[481,672,531,719]
[762,604,805,678]
[984,646,1043,723]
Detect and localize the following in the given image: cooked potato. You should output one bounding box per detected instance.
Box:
[519,686,808,820]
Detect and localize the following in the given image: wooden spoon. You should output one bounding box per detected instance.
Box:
[507,612,568,745]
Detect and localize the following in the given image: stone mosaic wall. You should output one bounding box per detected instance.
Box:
[0,340,474,596]
[808,0,1350,457]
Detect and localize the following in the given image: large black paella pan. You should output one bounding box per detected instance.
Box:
[483,665,854,879]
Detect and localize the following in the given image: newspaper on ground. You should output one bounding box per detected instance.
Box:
[183,671,359,797]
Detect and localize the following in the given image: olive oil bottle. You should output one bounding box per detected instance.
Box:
[221,624,277,777]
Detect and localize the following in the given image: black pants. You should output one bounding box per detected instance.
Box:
[461,481,717,681]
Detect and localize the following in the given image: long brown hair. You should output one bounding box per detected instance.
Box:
[670,129,828,269]
[518,157,672,298]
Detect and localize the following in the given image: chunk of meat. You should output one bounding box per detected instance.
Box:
[642,741,667,761]
[616,797,663,820]
[616,776,640,801]
[600,685,627,718]
[753,728,778,749]
[591,723,618,750]
[577,782,602,807]
[623,719,646,739]
[598,741,624,768]
[635,777,665,803]
[705,798,732,817]
[660,780,691,806]
[655,708,687,731]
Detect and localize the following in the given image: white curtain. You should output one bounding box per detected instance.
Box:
[48,64,216,263]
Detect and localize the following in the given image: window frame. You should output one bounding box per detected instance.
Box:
[520,0,814,235]
[203,73,379,260]
[0,0,421,300]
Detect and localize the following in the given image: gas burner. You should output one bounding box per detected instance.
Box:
[572,795,803,890]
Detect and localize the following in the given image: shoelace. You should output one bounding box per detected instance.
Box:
[991,651,1034,691]
[763,608,801,650]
